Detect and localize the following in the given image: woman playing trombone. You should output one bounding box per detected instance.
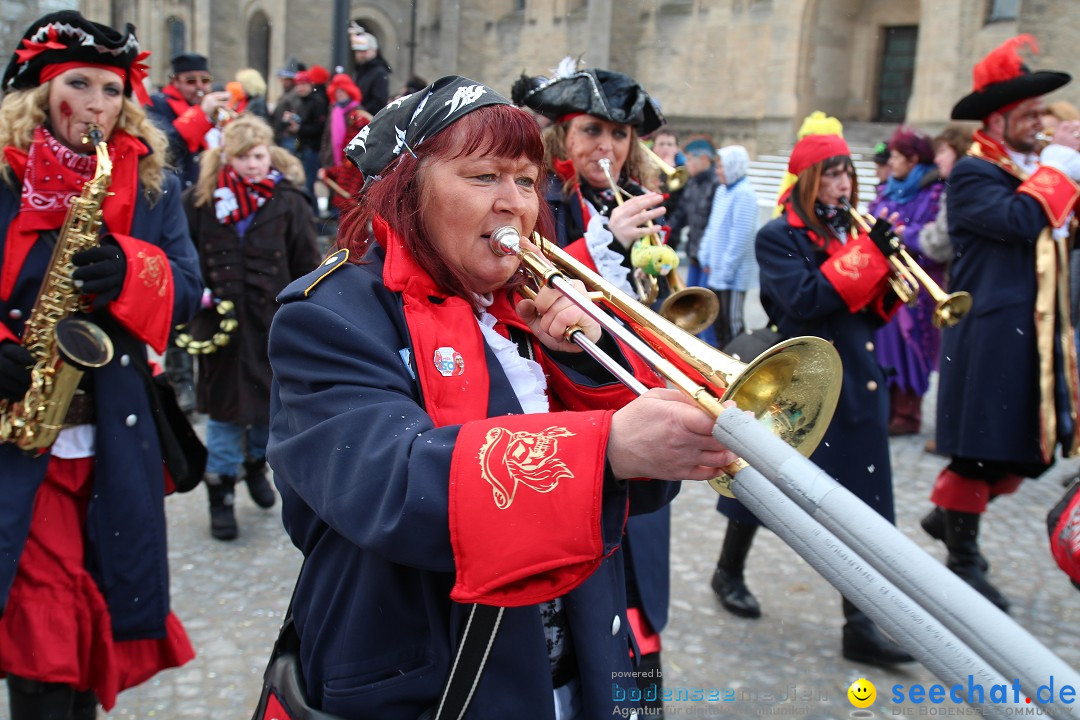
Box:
[266,76,737,720]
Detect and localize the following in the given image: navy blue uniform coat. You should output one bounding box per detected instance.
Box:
[268,247,677,719]
[718,216,895,525]
[937,154,1068,466]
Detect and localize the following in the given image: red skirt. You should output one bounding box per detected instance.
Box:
[0,456,194,710]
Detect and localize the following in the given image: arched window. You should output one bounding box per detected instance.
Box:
[247,11,271,84]
[166,17,185,59]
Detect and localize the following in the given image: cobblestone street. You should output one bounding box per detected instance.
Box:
[98,385,1080,720]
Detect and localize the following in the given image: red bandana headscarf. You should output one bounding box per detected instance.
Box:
[1,125,145,300]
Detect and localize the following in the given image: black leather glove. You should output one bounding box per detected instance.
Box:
[72,239,127,309]
[0,341,33,401]
[868,216,900,257]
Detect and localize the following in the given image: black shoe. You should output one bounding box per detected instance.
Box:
[206,474,238,541]
[243,459,276,509]
[921,506,988,571]
[842,622,915,667]
[710,566,761,618]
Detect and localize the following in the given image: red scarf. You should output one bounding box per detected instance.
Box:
[214,165,279,224]
[2,126,145,301]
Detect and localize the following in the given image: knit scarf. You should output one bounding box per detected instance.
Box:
[214,164,280,224]
[813,201,852,243]
[1,125,144,301]
[881,162,933,203]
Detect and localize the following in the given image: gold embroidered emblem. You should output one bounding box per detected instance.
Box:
[1030,171,1061,190]
[835,245,869,280]
[477,426,576,509]
[137,250,169,297]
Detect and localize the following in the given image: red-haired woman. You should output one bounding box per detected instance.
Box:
[266,76,738,719]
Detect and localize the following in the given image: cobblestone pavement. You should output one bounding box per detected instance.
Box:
[98,382,1080,720]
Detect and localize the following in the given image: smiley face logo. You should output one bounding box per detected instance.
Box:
[848,678,876,708]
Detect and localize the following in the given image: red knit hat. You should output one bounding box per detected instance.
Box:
[787,134,850,176]
[294,70,313,85]
[308,64,330,86]
[328,73,361,103]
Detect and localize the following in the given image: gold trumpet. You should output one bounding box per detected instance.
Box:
[596,158,720,335]
[639,140,691,192]
[492,227,842,496]
[840,199,972,328]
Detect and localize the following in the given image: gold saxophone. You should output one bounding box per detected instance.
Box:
[0,125,116,453]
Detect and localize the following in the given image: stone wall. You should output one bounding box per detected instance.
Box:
[53,0,1080,155]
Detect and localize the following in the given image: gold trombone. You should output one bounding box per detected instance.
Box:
[491,227,842,496]
[840,198,972,329]
[639,140,690,192]
[597,158,720,335]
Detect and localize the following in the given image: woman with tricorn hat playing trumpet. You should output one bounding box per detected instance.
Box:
[514,64,681,713]
[0,10,202,718]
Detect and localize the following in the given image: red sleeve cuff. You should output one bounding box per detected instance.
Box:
[108,233,175,354]
[1019,166,1080,228]
[0,323,17,344]
[175,106,213,153]
[820,234,892,313]
[449,411,614,606]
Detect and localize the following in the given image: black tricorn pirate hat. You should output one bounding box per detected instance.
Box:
[515,66,664,135]
[2,11,149,103]
[951,34,1070,121]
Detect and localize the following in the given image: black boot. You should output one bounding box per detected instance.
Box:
[634,651,664,718]
[72,689,98,720]
[7,674,77,720]
[206,474,238,541]
[943,510,1009,612]
[243,459,276,509]
[710,520,761,618]
[841,598,915,667]
[921,505,988,571]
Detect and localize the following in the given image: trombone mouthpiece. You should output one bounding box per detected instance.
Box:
[490,226,521,257]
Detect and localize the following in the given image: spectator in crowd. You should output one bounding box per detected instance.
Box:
[147,52,231,413]
[919,125,973,266]
[0,11,202,717]
[868,126,945,437]
[319,73,365,169]
[291,69,328,212]
[349,22,390,115]
[147,53,231,188]
[699,145,759,349]
[184,115,320,540]
[872,141,890,186]
[233,67,269,119]
[271,58,304,151]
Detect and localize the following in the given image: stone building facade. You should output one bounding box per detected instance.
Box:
[5,0,1079,153]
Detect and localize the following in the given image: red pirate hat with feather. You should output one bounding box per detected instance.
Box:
[951,35,1070,120]
[2,10,151,105]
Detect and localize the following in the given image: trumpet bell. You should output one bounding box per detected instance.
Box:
[707,337,842,497]
[934,292,973,329]
[658,270,720,335]
[665,165,691,192]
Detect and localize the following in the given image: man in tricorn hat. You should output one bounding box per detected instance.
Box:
[923,35,1080,612]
